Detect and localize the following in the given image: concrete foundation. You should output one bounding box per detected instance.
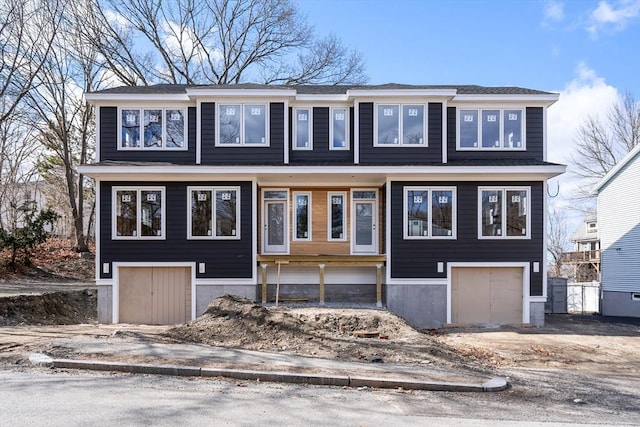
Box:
[97,285,113,323]
[529,301,545,326]
[602,291,640,318]
[385,284,447,329]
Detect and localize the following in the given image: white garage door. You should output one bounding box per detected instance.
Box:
[119,267,191,325]
[451,267,523,324]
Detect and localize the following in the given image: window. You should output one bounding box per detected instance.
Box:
[375,104,426,146]
[293,108,312,150]
[330,108,349,150]
[217,104,267,145]
[188,187,240,239]
[293,192,311,240]
[458,108,524,150]
[328,192,346,241]
[113,187,165,239]
[120,108,186,149]
[479,187,529,239]
[404,187,456,239]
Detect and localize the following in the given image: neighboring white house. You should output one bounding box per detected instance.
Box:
[593,144,640,318]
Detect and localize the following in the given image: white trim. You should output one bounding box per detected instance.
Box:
[327,191,347,242]
[112,262,197,324]
[216,103,269,146]
[350,189,378,254]
[292,107,313,151]
[477,186,531,240]
[452,94,558,105]
[403,186,457,239]
[94,181,101,281]
[542,179,549,302]
[283,100,289,164]
[385,178,392,285]
[85,93,191,102]
[186,88,296,97]
[196,100,202,164]
[296,94,349,102]
[186,186,241,240]
[593,143,640,193]
[385,278,447,286]
[292,191,312,241]
[251,180,258,282]
[112,186,166,240]
[196,278,257,286]
[354,103,360,164]
[118,107,189,151]
[373,103,428,147]
[441,101,447,164]
[94,106,101,161]
[456,108,526,151]
[530,296,547,303]
[348,88,457,97]
[447,262,531,324]
[329,107,350,151]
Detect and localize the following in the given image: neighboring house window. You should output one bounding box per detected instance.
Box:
[479,187,530,238]
[458,108,524,150]
[293,192,311,240]
[113,187,165,239]
[188,187,240,239]
[293,108,312,150]
[404,187,456,239]
[328,192,346,241]
[330,107,349,150]
[217,104,268,145]
[586,221,597,233]
[375,104,426,146]
[120,108,186,149]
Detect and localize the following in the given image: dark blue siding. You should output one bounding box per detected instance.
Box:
[447,107,544,162]
[201,102,285,165]
[99,181,253,279]
[358,103,443,165]
[289,107,354,164]
[390,181,544,296]
[99,107,196,164]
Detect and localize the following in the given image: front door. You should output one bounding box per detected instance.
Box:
[264,200,288,253]
[352,195,377,253]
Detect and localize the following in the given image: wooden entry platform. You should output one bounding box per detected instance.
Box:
[257,255,386,306]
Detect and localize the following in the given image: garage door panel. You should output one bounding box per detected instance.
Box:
[490,268,523,324]
[452,268,491,324]
[120,267,153,324]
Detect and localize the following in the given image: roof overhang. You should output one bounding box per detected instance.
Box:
[346,88,457,98]
[78,164,566,186]
[84,93,191,103]
[451,94,559,106]
[186,88,297,98]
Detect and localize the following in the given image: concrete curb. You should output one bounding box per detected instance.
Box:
[50,358,509,392]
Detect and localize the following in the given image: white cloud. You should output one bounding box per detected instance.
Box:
[543,0,565,24]
[587,0,640,37]
[547,63,620,216]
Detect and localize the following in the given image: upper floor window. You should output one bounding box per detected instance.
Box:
[479,187,530,239]
[113,187,165,239]
[375,104,426,146]
[120,108,186,150]
[404,187,456,239]
[293,108,312,150]
[217,104,268,145]
[188,187,240,239]
[458,108,524,150]
[330,108,349,150]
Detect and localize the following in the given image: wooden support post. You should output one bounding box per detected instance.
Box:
[376,263,383,307]
[261,264,268,304]
[319,264,326,305]
[275,260,289,308]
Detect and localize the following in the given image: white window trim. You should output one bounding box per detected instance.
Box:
[112,186,166,240]
[292,107,313,151]
[457,108,526,151]
[118,107,188,151]
[215,103,269,146]
[403,186,457,240]
[292,191,312,241]
[477,186,531,240]
[330,107,350,151]
[327,191,347,242]
[374,103,427,147]
[187,186,241,240]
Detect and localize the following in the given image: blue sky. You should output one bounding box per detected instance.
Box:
[299,0,639,227]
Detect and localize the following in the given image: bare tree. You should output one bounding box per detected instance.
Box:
[547,205,572,278]
[568,91,639,205]
[80,0,367,85]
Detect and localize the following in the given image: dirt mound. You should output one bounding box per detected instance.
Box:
[0,290,97,326]
[166,295,453,364]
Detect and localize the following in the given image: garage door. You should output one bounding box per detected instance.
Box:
[451,267,523,324]
[119,267,191,325]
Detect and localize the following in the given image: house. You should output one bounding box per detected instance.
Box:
[561,213,600,283]
[79,83,564,328]
[593,144,640,318]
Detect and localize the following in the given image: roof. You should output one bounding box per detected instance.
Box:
[593,144,640,193]
[88,83,555,96]
[571,213,598,242]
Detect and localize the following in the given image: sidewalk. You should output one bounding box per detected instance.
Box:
[31,334,508,392]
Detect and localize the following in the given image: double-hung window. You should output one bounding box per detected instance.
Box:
[120,108,186,149]
[479,187,530,238]
[217,104,268,145]
[404,187,456,239]
[188,187,240,239]
[293,108,312,150]
[113,187,165,239]
[458,108,524,150]
[293,192,311,240]
[375,104,426,146]
[330,107,349,150]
